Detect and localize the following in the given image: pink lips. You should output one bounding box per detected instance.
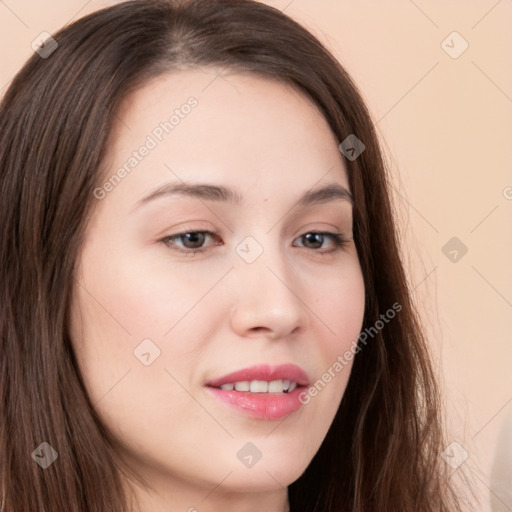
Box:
[204,364,310,420]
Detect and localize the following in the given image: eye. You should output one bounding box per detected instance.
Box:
[160,230,221,255]
[160,230,349,255]
[293,232,349,253]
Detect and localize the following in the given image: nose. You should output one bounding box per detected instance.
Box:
[229,242,310,340]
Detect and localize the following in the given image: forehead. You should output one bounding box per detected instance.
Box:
[98,68,349,211]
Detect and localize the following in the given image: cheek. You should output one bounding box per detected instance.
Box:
[302,260,365,402]
[311,258,366,349]
[69,246,227,398]
[74,245,214,341]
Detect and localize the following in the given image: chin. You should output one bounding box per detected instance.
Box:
[220,464,305,492]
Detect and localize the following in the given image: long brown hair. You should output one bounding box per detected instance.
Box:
[0,1,475,510]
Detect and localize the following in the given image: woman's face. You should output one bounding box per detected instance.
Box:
[70,69,365,510]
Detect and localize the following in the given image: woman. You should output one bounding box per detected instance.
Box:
[0,0,474,510]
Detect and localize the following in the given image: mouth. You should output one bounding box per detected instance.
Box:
[204,363,310,420]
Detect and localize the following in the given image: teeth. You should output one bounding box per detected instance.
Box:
[269,380,285,392]
[250,380,268,393]
[219,380,298,393]
[234,381,250,392]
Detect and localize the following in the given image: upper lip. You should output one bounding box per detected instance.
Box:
[205,363,310,388]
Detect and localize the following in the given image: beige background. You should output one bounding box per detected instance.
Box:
[1,1,511,509]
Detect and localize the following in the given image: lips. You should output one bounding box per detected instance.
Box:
[204,364,311,420]
[205,363,310,388]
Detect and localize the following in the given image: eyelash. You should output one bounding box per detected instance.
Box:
[160,230,349,256]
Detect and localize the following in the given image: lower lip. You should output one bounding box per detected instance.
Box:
[204,385,307,420]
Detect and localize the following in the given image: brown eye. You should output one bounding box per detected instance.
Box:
[177,232,207,249]
[161,230,220,254]
[301,232,325,249]
[294,232,348,253]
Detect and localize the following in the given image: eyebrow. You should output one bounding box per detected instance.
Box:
[130,181,353,213]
